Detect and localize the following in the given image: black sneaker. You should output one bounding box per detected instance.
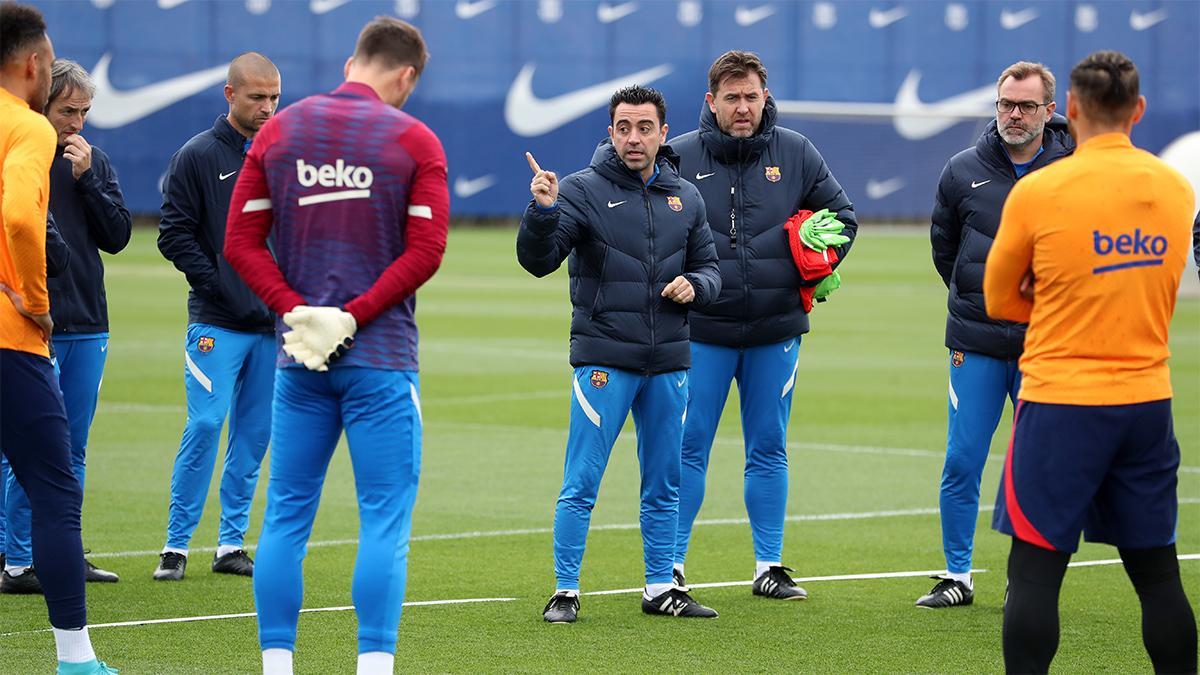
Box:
[672,568,687,590]
[84,556,119,583]
[916,576,974,608]
[212,549,254,577]
[752,565,808,600]
[542,591,579,623]
[641,587,718,618]
[0,567,43,594]
[153,552,187,581]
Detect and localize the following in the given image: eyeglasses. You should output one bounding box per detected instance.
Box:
[996,99,1050,115]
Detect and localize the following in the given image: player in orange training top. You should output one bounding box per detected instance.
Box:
[984,50,1196,674]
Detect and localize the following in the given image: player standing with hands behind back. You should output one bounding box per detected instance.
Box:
[225,16,448,675]
[519,85,722,624]
[985,50,1196,674]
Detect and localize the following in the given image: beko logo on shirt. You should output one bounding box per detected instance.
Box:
[1091,229,1167,275]
[1093,229,1167,256]
[297,159,373,189]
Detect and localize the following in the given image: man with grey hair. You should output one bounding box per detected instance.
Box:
[0,57,130,594]
[155,51,281,582]
[922,60,1074,608]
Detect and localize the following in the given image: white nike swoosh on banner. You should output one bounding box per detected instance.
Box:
[607,200,626,208]
[91,0,115,8]
[865,177,905,199]
[597,1,638,23]
[695,172,716,180]
[219,171,238,181]
[455,0,496,20]
[88,54,228,130]
[999,8,1038,29]
[157,0,190,8]
[505,63,673,137]
[1130,9,1167,30]
[971,180,990,188]
[310,0,351,14]
[773,69,994,141]
[868,6,908,28]
[454,174,497,198]
[735,4,776,27]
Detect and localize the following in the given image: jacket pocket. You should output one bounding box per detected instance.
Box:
[589,245,609,318]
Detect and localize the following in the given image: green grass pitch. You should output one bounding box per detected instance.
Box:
[1,226,1195,673]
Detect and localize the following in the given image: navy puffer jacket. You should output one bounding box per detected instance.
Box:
[517,141,721,375]
[931,115,1074,359]
[670,97,858,348]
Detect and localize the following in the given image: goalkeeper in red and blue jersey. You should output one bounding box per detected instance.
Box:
[224,17,448,675]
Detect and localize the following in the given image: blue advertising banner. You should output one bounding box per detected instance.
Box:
[30,0,1200,219]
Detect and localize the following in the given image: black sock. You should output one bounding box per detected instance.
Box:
[1003,537,1071,674]
[1120,544,1198,674]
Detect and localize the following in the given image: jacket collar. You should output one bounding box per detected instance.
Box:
[977,112,1074,172]
[697,96,777,165]
[589,139,682,191]
[212,115,250,154]
[332,81,382,101]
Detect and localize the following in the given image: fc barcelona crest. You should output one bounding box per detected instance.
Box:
[590,370,609,389]
[765,166,782,182]
[666,195,683,212]
[951,350,964,367]
[198,336,215,353]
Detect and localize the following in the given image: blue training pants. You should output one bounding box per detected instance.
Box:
[554,366,687,590]
[0,349,87,628]
[255,367,422,654]
[676,338,800,565]
[4,335,104,566]
[165,323,274,550]
[941,349,1020,574]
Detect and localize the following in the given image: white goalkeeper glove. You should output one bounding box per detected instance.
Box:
[281,305,357,372]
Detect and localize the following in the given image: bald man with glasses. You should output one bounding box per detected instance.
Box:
[922,61,1075,609]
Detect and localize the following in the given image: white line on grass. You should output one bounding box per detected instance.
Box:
[6,555,1196,637]
[84,500,1200,560]
[86,506,973,560]
[0,597,516,638]
[88,406,1200,473]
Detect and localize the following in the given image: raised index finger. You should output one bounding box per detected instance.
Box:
[525,151,542,175]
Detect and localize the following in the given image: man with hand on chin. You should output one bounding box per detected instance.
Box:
[518,85,722,624]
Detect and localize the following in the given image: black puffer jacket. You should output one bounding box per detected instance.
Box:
[931,115,1074,359]
[517,141,721,375]
[669,97,857,348]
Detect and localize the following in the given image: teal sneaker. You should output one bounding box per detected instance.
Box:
[57,659,119,674]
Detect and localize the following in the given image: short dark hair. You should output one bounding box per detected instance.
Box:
[0,2,47,65]
[608,85,666,126]
[1070,51,1140,125]
[708,50,768,94]
[354,16,427,75]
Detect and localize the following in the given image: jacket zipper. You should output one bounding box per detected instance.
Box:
[645,186,656,375]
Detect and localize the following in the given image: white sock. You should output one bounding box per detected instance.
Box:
[5,564,31,576]
[357,652,394,675]
[161,547,188,557]
[673,562,685,575]
[946,571,973,588]
[645,582,673,598]
[53,626,96,664]
[755,561,780,579]
[216,544,241,558]
[262,648,293,675]
[553,588,579,597]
